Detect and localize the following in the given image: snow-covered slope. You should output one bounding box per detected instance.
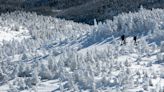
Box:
[0,8,164,92]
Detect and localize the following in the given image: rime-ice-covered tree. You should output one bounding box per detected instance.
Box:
[31,68,40,86]
[39,63,52,80]
[160,41,164,52]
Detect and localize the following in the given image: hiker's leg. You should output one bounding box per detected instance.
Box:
[134,40,137,45]
[124,40,126,45]
[121,41,123,45]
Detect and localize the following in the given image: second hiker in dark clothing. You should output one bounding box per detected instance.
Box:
[121,35,126,45]
[133,36,137,45]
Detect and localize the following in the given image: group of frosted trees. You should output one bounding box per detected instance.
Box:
[88,7,164,43]
[0,8,164,91]
[5,37,164,91]
[0,11,91,61]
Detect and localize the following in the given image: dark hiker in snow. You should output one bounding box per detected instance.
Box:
[133,36,137,45]
[121,35,126,45]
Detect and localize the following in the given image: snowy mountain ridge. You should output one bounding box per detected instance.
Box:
[0,8,164,92]
[1,0,164,24]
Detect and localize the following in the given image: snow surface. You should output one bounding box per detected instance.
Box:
[0,26,30,43]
